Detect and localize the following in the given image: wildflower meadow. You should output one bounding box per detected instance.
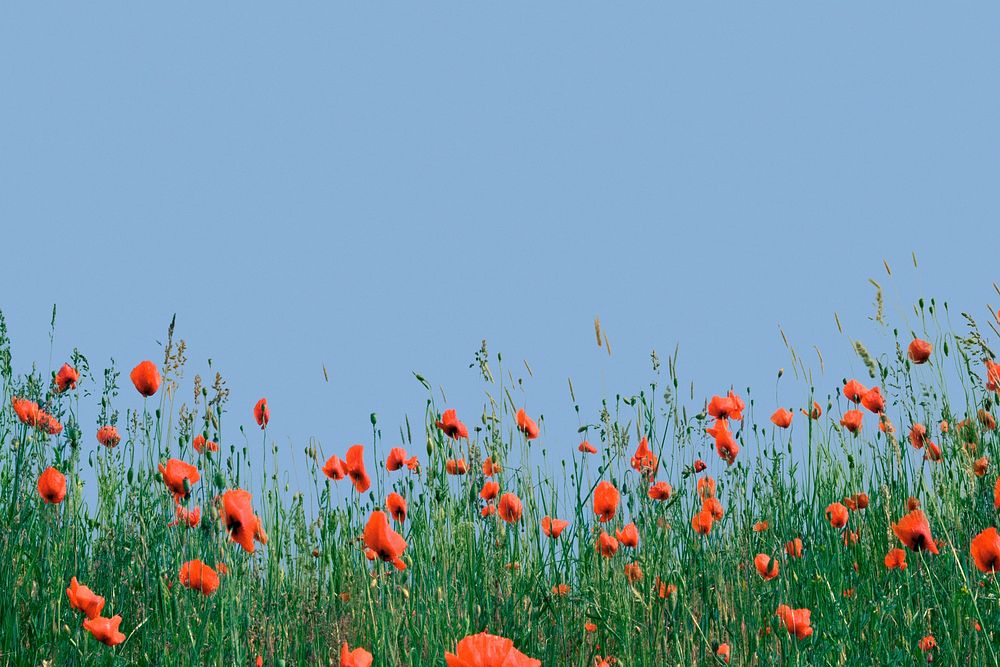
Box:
[4,281,1000,666]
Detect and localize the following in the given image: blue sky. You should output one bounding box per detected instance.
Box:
[1,4,998,468]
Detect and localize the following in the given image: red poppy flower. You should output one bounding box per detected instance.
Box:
[616,523,639,548]
[648,481,672,501]
[481,504,496,517]
[480,481,500,501]
[83,615,126,646]
[584,621,598,633]
[38,409,62,435]
[706,419,739,465]
[840,410,863,434]
[656,577,677,598]
[37,467,67,504]
[909,423,927,449]
[624,562,643,582]
[593,481,619,523]
[802,402,822,420]
[716,643,731,664]
[987,360,1000,392]
[970,526,1000,573]
[892,509,939,554]
[884,547,907,570]
[693,459,707,473]
[446,458,468,475]
[692,510,714,535]
[55,363,80,393]
[702,496,724,520]
[386,492,407,522]
[192,434,219,454]
[843,379,866,403]
[775,605,813,640]
[844,495,858,512]
[541,516,569,538]
[363,510,407,571]
[516,408,540,440]
[436,409,468,439]
[345,445,371,492]
[158,459,199,500]
[498,493,523,523]
[754,554,779,580]
[323,455,346,480]
[630,436,658,474]
[825,502,848,529]
[341,642,374,667]
[220,489,268,553]
[980,409,997,430]
[168,504,201,528]
[579,440,597,454]
[770,408,793,428]
[975,457,989,477]
[596,531,619,558]
[908,339,932,364]
[66,577,105,619]
[918,636,937,652]
[253,398,269,429]
[386,447,407,471]
[707,391,744,420]
[405,455,419,471]
[697,476,716,499]
[908,496,921,511]
[551,583,570,596]
[753,521,768,532]
[785,538,803,558]
[482,456,501,476]
[179,559,220,596]
[11,397,40,427]
[860,386,885,414]
[95,425,120,448]
[855,492,869,509]
[130,360,161,397]
[444,631,541,667]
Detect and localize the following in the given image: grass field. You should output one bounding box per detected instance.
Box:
[3,289,1000,666]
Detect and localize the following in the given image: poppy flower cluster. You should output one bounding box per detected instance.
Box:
[706,390,744,465]
[11,396,63,435]
[322,444,371,492]
[67,577,125,646]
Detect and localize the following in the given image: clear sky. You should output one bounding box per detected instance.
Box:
[1,5,998,469]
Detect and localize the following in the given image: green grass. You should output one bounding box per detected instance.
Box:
[1,295,1000,666]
